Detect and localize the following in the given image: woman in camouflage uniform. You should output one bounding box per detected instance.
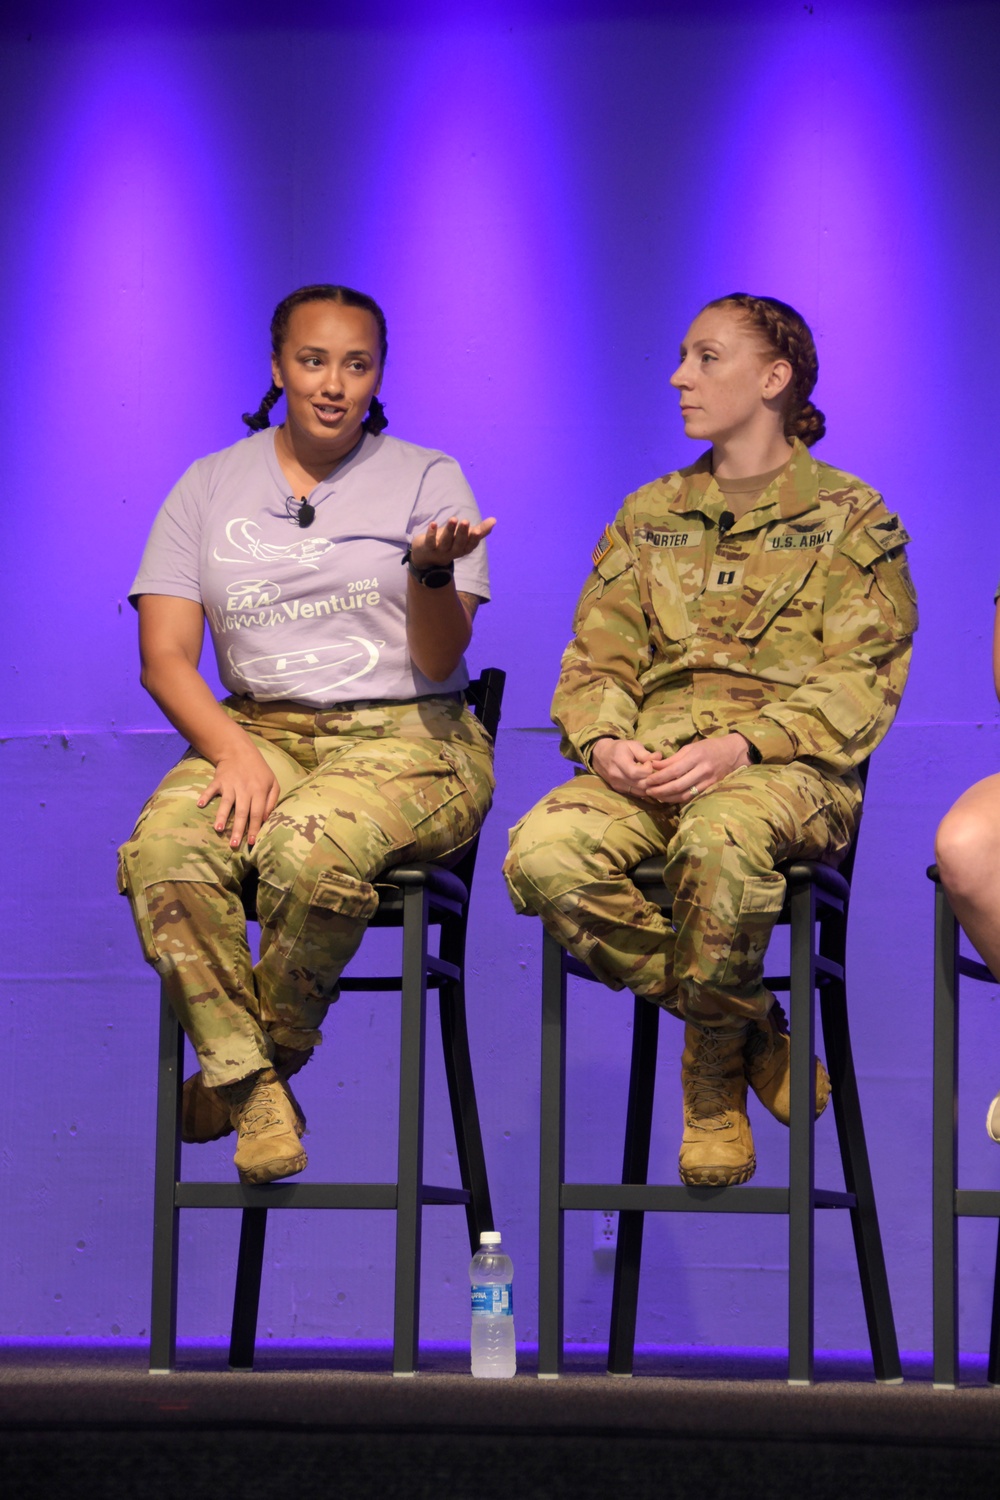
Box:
[505,294,916,1186]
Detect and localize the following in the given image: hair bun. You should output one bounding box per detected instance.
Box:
[791,400,826,447]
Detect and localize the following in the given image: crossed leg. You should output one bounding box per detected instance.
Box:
[935,773,1000,1141]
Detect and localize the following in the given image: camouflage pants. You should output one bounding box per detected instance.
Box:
[503,761,861,1023]
[118,695,495,1086]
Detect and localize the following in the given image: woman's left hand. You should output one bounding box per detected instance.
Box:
[409,516,496,569]
[639,733,753,804]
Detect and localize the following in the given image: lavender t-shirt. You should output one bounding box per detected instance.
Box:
[130,430,490,707]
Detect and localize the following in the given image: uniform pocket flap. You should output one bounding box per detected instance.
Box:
[645,549,692,641]
[818,680,879,740]
[737,556,817,640]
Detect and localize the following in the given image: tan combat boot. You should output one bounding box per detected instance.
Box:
[218,1067,308,1185]
[743,1001,830,1125]
[679,1020,755,1187]
[181,1045,313,1144]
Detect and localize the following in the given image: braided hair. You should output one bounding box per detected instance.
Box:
[241,283,389,436]
[704,293,826,447]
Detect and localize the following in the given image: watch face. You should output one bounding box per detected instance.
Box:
[422,567,455,588]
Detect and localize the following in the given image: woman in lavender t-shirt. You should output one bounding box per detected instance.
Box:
[118,284,496,1186]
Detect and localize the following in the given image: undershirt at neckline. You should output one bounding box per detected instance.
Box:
[711,459,790,515]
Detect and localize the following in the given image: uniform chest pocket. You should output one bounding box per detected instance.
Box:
[641,548,693,642]
[736,555,819,641]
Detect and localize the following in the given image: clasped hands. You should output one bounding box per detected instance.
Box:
[408,515,496,570]
[591,732,753,803]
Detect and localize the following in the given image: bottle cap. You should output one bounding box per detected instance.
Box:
[479,1231,502,1245]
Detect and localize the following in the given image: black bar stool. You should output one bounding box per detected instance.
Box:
[928,864,1000,1387]
[539,772,901,1386]
[149,668,505,1375]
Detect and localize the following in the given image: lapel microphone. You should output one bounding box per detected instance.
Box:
[286,495,316,527]
[719,511,736,537]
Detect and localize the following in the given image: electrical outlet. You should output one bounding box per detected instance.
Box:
[593,1209,618,1252]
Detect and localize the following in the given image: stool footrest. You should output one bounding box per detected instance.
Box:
[173,1181,472,1210]
[176,1183,397,1209]
[954,1190,1000,1218]
[561,1183,791,1213]
[340,954,461,991]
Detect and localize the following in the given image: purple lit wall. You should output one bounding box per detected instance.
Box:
[3,0,1000,1357]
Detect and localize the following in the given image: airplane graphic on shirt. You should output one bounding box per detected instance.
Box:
[213,518,335,571]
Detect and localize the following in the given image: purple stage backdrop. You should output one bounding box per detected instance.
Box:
[2,0,999,1357]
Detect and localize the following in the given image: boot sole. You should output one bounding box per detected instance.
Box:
[679,1154,756,1187]
[236,1149,308,1186]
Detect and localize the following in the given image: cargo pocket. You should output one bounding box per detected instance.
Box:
[719,872,787,989]
[415,742,494,866]
[117,839,167,971]
[256,863,378,937]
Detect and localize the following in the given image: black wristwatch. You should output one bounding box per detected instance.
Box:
[402,547,455,589]
[744,739,763,764]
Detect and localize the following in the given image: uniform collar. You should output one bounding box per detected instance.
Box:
[665,439,823,532]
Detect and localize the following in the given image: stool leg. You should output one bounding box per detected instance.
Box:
[439,963,494,1248]
[820,980,902,1382]
[150,988,183,1374]
[608,996,659,1376]
[539,931,568,1378]
[229,1208,268,1370]
[787,879,817,1386]
[393,884,429,1376]
[989,1220,1000,1386]
[932,883,960,1388]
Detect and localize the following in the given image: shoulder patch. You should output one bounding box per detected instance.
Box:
[592,524,615,568]
[840,510,911,568]
[865,513,911,551]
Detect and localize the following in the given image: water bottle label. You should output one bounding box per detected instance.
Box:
[471,1283,514,1316]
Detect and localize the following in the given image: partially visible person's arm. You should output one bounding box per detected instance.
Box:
[138,594,280,847]
[405,516,495,681]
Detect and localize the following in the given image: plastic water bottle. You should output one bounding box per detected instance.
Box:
[470,1230,516,1377]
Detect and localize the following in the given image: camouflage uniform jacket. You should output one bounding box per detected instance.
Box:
[552,439,916,777]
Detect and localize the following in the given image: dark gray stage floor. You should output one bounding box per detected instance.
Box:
[1,1342,997,1500]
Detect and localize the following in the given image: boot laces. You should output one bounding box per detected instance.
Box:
[686,1029,739,1126]
[239,1086,287,1128]
[228,1075,288,1138]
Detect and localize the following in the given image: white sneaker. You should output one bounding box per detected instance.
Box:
[987,1093,1000,1144]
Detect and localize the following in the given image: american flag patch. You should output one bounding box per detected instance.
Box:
[592,525,615,567]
